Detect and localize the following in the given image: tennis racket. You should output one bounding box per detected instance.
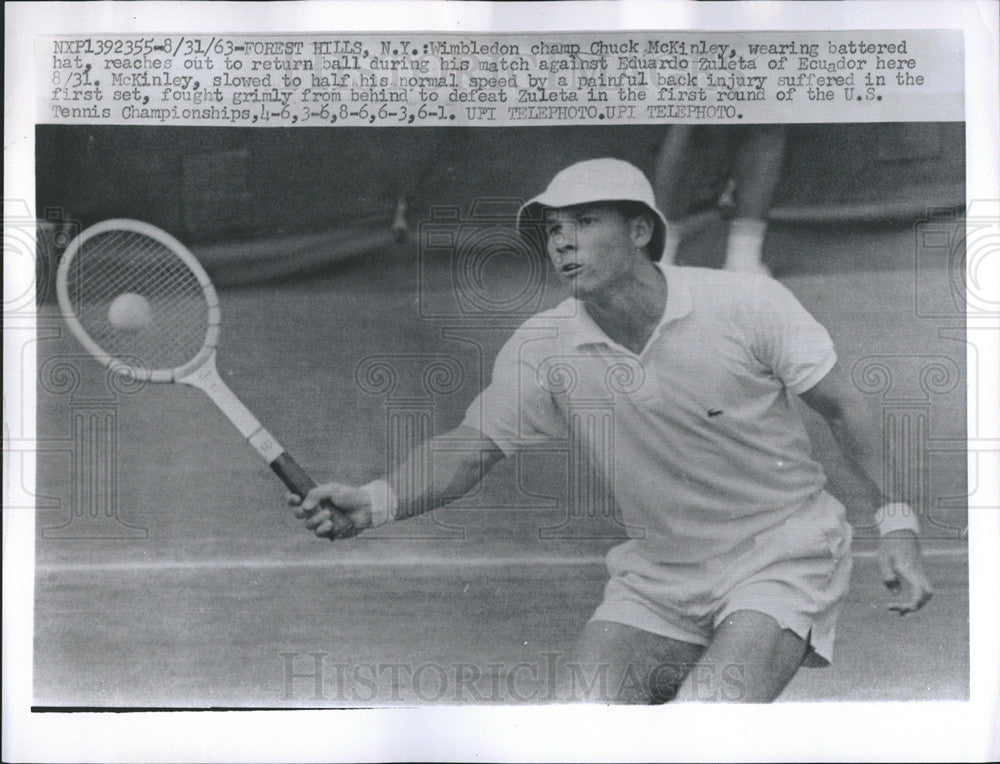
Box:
[55,218,354,538]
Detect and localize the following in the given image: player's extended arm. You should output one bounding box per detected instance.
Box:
[799,362,933,615]
[289,425,505,538]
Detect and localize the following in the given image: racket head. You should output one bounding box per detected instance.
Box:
[56,219,221,382]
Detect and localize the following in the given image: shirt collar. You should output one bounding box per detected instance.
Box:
[657,262,693,325]
[566,261,693,351]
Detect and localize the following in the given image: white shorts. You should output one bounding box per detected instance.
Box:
[590,490,853,666]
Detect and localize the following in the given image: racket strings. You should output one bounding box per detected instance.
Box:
[65,229,212,372]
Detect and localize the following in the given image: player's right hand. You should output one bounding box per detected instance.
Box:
[287,483,374,539]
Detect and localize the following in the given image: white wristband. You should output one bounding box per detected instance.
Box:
[875,502,920,536]
[361,479,398,528]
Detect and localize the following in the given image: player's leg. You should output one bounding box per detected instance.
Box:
[724,124,787,273]
[561,620,705,703]
[673,609,807,702]
[391,194,409,242]
[652,125,696,264]
[672,492,853,702]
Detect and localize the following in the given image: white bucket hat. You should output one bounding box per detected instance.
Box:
[517,158,669,261]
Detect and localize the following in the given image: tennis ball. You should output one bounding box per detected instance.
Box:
[108,292,152,331]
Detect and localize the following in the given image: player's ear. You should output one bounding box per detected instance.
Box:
[629,212,654,250]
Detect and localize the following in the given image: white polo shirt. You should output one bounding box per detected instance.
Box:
[461,264,838,563]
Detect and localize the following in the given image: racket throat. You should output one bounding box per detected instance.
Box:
[181,359,285,463]
[180,356,332,523]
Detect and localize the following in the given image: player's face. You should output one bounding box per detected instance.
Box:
[544,204,650,297]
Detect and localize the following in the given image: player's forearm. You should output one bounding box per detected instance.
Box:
[820,387,926,535]
[385,426,504,520]
[801,368,895,515]
[823,400,890,511]
[802,367,924,540]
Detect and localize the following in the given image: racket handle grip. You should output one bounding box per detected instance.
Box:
[270,452,317,496]
[270,452,355,539]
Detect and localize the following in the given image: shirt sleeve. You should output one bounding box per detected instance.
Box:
[460,332,568,456]
[749,278,837,395]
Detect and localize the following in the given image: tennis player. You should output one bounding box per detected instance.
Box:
[290,158,933,703]
[654,125,787,273]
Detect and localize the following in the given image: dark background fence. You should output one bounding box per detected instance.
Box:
[36,122,963,243]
